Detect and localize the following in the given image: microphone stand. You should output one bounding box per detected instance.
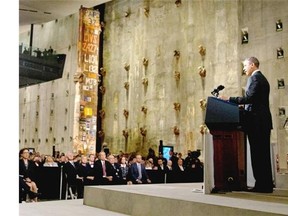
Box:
[283,117,288,128]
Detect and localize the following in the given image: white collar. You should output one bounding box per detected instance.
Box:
[251,69,260,76]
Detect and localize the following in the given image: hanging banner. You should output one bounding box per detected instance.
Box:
[74,7,101,154]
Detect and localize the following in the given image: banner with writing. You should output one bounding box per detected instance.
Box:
[74,7,101,154]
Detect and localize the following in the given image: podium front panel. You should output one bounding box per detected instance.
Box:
[205,97,241,130]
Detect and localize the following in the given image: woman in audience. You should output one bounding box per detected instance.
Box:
[145,160,153,170]
[43,155,58,167]
[19,148,41,202]
[119,156,129,183]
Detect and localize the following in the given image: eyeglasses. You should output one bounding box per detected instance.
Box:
[23,151,29,154]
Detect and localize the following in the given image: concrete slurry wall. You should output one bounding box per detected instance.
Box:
[102,0,241,155]
[19,14,80,155]
[238,0,288,170]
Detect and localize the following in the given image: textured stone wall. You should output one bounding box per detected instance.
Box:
[19,14,80,155]
[102,0,241,155]
[238,0,288,170]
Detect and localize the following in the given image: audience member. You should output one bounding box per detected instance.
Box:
[146,148,157,165]
[63,152,84,198]
[166,160,173,171]
[43,155,58,167]
[94,151,115,185]
[169,150,178,170]
[173,158,186,182]
[155,158,169,173]
[145,159,154,170]
[18,149,204,200]
[19,148,40,202]
[85,154,97,185]
[108,154,124,185]
[119,156,129,183]
[130,154,151,184]
[158,152,167,166]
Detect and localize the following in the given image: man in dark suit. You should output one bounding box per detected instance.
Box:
[168,150,178,170]
[219,56,273,193]
[130,154,151,184]
[94,151,115,185]
[63,152,84,198]
[107,154,125,185]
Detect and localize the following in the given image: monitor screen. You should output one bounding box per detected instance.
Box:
[162,146,173,161]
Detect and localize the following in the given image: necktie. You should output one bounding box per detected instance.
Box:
[71,161,75,168]
[137,163,142,180]
[102,161,107,176]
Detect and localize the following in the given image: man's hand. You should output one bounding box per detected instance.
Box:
[106,176,113,181]
[218,95,229,101]
[87,176,94,180]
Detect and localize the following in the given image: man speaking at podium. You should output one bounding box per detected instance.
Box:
[218,56,273,193]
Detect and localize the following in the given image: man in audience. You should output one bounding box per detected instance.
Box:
[108,154,124,185]
[94,151,115,185]
[63,152,84,198]
[130,154,151,184]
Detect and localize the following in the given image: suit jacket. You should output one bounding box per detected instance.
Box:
[155,164,169,173]
[111,163,125,184]
[229,71,272,130]
[94,159,115,185]
[19,159,37,181]
[63,161,78,186]
[130,162,149,183]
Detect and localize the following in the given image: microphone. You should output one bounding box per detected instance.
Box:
[211,85,225,97]
[283,117,288,129]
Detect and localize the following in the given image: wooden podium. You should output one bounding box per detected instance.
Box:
[205,97,247,192]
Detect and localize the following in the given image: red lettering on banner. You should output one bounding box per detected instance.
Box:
[83,32,99,44]
[82,43,97,53]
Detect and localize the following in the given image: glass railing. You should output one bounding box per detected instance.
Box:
[19,43,57,59]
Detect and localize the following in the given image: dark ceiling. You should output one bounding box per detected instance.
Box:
[19,0,111,28]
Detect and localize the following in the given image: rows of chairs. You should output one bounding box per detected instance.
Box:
[34,166,203,200]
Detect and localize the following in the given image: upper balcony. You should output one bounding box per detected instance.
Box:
[19,43,66,88]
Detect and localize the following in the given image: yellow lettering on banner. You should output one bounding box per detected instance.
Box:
[86,72,97,78]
